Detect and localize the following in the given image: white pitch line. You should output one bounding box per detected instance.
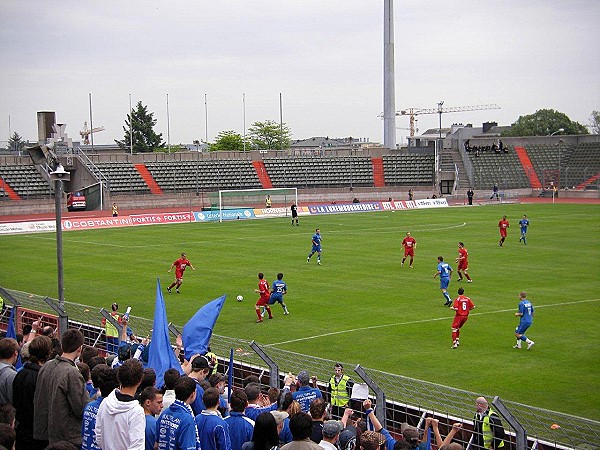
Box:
[264,298,600,347]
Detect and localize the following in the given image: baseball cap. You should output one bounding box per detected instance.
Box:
[322,420,344,438]
[270,410,289,425]
[297,370,310,384]
[339,428,356,450]
[192,355,209,370]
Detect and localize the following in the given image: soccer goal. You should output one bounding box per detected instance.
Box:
[214,187,298,222]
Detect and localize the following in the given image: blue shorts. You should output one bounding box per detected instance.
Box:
[311,245,322,253]
[515,322,531,335]
[521,228,528,234]
[439,278,450,290]
[269,294,284,305]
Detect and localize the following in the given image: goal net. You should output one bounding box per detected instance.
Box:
[211,188,298,221]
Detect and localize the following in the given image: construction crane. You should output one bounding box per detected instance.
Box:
[80,121,105,145]
[398,103,501,137]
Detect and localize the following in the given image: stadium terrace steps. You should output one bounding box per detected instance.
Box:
[576,172,600,190]
[0,177,22,200]
[514,146,542,188]
[252,161,273,188]
[371,157,386,187]
[135,164,164,195]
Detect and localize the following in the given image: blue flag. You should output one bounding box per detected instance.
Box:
[6,306,22,370]
[182,295,226,360]
[147,279,183,388]
[424,426,432,450]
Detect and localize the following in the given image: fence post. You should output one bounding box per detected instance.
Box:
[44,296,68,337]
[492,396,527,450]
[249,341,279,388]
[354,364,386,426]
[168,323,182,338]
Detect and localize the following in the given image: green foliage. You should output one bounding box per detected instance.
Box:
[1,204,599,419]
[209,130,247,152]
[116,101,165,153]
[502,108,589,137]
[248,120,291,150]
[6,131,26,152]
[589,110,600,134]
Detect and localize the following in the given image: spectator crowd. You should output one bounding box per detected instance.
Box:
[0,320,503,450]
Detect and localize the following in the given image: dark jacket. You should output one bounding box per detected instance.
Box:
[13,361,48,450]
[33,355,91,446]
[473,409,505,449]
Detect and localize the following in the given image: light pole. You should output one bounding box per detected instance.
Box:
[549,128,564,136]
[50,163,70,310]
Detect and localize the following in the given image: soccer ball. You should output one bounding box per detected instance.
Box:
[236,295,244,302]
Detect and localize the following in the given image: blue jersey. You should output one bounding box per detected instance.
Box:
[312,233,322,250]
[437,262,452,278]
[82,396,103,450]
[519,218,529,231]
[518,300,534,324]
[271,279,287,300]
[156,400,199,450]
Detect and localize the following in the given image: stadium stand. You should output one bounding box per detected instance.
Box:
[565,142,600,189]
[467,147,530,190]
[90,162,150,194]
[0,164,52,198]
[382,154,434,186]
[263,156,373,188]
[145,160,261,193]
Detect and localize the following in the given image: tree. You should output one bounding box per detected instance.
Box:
[6,132,26,153]
[209,131,247,151]
[248,120,291,150]
[116,101,164,153]
[502,109,588,137]
[589,111,600,134]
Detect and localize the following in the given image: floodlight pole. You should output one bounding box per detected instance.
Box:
[55,178,65,309]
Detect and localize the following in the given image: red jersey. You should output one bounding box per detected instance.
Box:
[258,279,270,301]
[453,295,475,316]
[498,219,509,230]
[173,257,192,276]
[458,247,468,264]
[402,237,416,249]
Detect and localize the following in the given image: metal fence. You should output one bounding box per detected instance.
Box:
[1,286,598,450]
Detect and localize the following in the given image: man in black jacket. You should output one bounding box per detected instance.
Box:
[472,396,505,449]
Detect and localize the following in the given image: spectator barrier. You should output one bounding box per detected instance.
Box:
[0,286,598,449]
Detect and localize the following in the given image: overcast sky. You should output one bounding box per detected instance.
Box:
[1,0,598,146]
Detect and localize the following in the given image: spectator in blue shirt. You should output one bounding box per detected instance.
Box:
[292,371,322,413]
[224,390,255,450]
[156,376,200,450]
[195,387,231,450]
[140,386,163,450]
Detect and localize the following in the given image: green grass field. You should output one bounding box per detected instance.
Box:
[1,203,599,419]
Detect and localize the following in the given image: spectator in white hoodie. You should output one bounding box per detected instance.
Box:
[95,359,146,450]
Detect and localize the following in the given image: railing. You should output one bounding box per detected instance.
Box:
[1,286,598,449]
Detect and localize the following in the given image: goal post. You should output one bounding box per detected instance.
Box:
[215,187,298,222]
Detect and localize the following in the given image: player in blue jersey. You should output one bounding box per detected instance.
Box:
[514,291,535,349]
[307,228,322,265]
[434,256,453,306]
[269,272,289,315]
[519,215,529,245]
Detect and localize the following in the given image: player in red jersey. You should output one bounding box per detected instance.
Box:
[450,287,475,348]
[401,232,417,268]
[254,272,272,322]
[456,242,472,283]
[167,252,196,294]
[498,215,509,246]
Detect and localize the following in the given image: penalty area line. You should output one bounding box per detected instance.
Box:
[264,297,600,347]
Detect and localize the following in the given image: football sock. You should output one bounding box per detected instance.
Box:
[410,257,414,265]
[443,291,452,303]
[266,307,273,319]
[466,274,472,281]
[256,309,262,320]
[520,335,528,341]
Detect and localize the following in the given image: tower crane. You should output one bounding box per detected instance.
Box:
[398,103,501,137]
[80,121,105,145]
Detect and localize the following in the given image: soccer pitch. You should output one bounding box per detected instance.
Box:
[1,202,599,420]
